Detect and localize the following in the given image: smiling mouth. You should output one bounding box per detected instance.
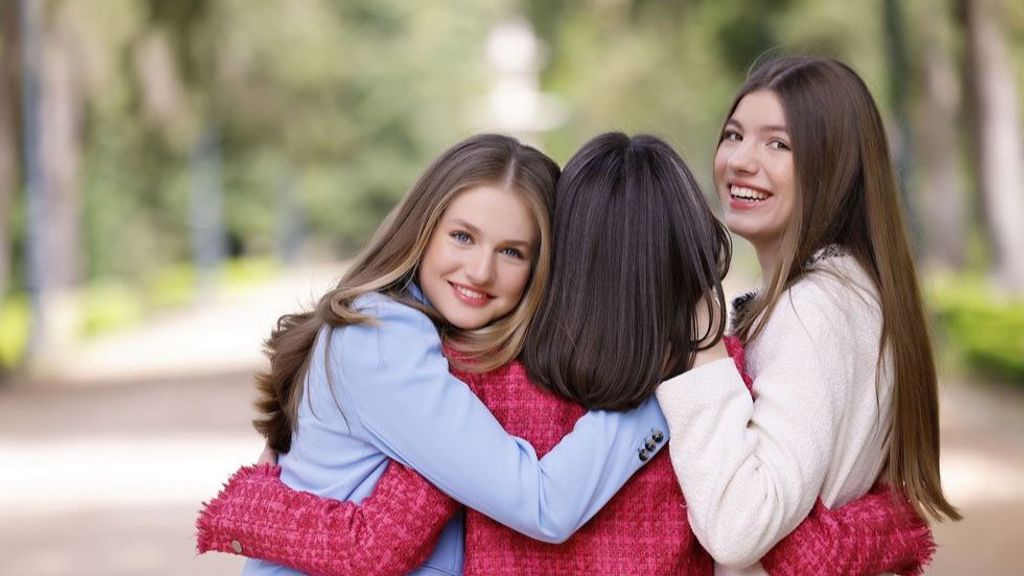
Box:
[730,185,771,203]
[449,282,492,305]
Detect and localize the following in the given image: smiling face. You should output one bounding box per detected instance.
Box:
[714,90,797,255]
[418,184,539,330]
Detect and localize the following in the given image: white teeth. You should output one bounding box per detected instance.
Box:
[454,285,486,299]
[731,186,769,201]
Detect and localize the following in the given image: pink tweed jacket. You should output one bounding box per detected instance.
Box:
[198,337,934,576]
[455,358,712,575]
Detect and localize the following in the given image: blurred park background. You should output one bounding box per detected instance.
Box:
[0,0,1022,574]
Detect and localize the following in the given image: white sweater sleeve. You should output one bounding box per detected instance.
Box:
[655,277,856,568]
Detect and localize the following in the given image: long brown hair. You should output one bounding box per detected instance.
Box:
[525,133,731,410]
[724,56,959,520]
[255,134,558,452]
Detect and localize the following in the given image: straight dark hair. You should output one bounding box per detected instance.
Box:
[524,133,731,410]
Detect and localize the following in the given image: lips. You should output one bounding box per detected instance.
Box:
[449,281,493,307]
[727,183,772,209]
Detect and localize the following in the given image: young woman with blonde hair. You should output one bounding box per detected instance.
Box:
[656,56,959,574]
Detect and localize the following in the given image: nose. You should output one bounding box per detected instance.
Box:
[464,250,496,286]
[725,139,757,175]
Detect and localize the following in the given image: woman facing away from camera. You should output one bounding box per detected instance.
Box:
[199,131,935,575]
[656,56,961,575]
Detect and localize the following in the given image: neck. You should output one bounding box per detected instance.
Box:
[753,237,783,284]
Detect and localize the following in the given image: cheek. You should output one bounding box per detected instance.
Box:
[501,265,532,299]
[712,151,730,194]
[419,243,452,287]
[418,246,438,279]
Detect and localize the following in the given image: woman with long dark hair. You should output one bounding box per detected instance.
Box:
[657,56,959,574]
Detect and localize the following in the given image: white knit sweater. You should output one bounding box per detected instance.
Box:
[656,250,894,576]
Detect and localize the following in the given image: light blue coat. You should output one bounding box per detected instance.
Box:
[243,288,669,575]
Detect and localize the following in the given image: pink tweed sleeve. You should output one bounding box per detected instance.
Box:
[764,483,935,576]
[196,462,459,576]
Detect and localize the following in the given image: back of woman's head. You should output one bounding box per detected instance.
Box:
[524,132,730,410]
[727,56,959,521]
[255,134,558,452]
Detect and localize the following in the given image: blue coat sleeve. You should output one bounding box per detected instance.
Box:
[329,295,669,544]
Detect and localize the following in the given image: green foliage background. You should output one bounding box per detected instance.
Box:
[59,0,917,287]
[2,0,1023,381]
[73,0,511,281]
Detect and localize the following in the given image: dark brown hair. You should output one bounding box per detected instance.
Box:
[724,56,959,521]
[524,133,730,410]
[255,134,558,452]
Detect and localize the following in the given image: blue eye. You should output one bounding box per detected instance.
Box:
[500,247,525,259]
[451,231,471,244]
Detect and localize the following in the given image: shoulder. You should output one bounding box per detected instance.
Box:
[350,291,436,328]
[756,250,880,363]
[787,249,880,321]
[350,291,414,315]
[333,291,442,354]
[729,248,878,333]
[322,292,451,406]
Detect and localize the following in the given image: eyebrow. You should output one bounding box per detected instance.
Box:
[726,118,790,134]
[445,218,535,248]
[447,218,481,235]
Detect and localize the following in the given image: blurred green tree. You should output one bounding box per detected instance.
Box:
[73,0,515,282]
[3,0,1024,375]
[960,0,1024,292]
[0,1,18,301]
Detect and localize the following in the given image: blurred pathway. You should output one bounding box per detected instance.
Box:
[0,264,1021,574]
[44,263,345,387]
[1,263,345,576]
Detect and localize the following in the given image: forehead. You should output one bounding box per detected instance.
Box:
[441,185,539,242]
[731,90,788,127]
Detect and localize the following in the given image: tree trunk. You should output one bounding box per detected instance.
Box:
[961,0,1024,291]
[0,2,19,300]
[914,0,966,270]
[883,0,916,236]
[23,3,86,369]
[40,10,84,291]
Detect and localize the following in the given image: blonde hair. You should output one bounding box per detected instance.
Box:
[254,134,558,452]
[724,57,960,521]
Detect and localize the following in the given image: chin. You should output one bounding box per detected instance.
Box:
[723,219,751,239]
[447,314,488,331]
[723,216,761,238]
